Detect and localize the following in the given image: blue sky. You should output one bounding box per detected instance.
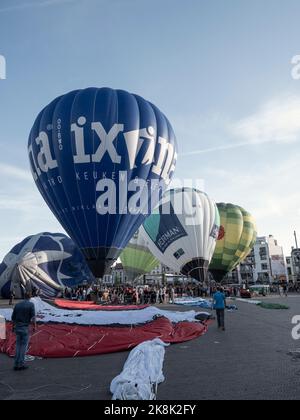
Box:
[0,0,300,259]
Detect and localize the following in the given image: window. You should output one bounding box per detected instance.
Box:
[261,264,268,271]
[257,273,270,282]
[259,247,267,261]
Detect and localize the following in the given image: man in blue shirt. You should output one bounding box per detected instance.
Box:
[12,292,36,371]
[213,287,226,331]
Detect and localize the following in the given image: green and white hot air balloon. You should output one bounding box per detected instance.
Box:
[209,203,257,283]
[120,229,159,283]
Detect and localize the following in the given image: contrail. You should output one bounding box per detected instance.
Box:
[180,137,287,157]
[0,0,79,13]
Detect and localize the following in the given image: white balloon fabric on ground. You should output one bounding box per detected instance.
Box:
[174,297,213,310]
[110,338,169,400]
[0,298,203,326]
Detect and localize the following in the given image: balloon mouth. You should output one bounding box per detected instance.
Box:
[82,247,121,278]
[181,259,209,283]
[86,260,113,278]
[209,269,228,283]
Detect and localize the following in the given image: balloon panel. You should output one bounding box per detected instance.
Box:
[120,230,159,282]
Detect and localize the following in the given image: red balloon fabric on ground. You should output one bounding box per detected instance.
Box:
[0,319,208,358]
[54,299,149,311]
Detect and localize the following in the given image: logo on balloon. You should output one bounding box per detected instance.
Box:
[28,119,177,216]
[143,204,188,254]
[210,224,220,240]
[217,225,225,241]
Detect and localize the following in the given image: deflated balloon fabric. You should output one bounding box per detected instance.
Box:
[0,298,209,358]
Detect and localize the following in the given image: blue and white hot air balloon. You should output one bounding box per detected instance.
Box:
[28,88,177,277]
[0,233,94,299]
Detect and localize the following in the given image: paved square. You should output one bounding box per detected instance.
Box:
[0,296,299,400]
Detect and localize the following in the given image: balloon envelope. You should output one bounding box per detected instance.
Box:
[141,188,220,282]
[120,229,159,283]
[209,203,257,282]
[0,233,94,299]
[28,88,177,277]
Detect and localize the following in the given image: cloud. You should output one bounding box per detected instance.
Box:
[0,194,40,212]
[181,95,300,157]
[201,153,300,255]
[232,96,300,145]
[0,196,62,260]
[0,161,62,259]
[0,0,78,14]
[0,163,32,181]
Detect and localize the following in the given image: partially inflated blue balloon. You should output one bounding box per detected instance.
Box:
[28,88,177,277]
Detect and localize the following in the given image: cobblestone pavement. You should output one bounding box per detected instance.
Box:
[0,296,300,400]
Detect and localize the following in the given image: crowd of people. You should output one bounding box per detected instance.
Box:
[9,280,300,308]
[61,281,300,305]
[62,283,213,305]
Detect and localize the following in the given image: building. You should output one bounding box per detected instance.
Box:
[252,236,273,283]
[267,235,287,282]
[238,252,256,284]
[227,235,287,285]
[100,263,126,285]
[150,264,181,277]
[286,256,295,283]
[224,251,256,285]
[250,235,287,284]
[148,264,188,285]
[290,248,300,283]
[101,263,180,286]
[113,263,126,284]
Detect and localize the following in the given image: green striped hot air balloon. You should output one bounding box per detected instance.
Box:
[120,229,159,283]
[209,203,257,283]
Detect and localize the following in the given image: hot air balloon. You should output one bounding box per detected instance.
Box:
[209,203,257,283]
[120,229,159,283]
[141,188,220,282]
[28,88,177,278]
[0,233,93,299]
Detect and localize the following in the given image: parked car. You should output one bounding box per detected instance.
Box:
[240,289,252,299]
